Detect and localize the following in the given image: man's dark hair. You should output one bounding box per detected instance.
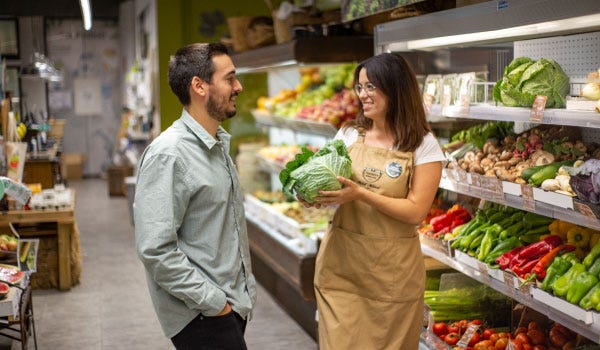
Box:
[168,42,229,105]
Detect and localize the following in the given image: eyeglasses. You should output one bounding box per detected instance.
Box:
[354,83,377,96]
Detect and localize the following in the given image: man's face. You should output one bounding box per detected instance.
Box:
[205,54,243,122]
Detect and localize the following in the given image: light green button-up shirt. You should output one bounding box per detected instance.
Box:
[134,109,256,338]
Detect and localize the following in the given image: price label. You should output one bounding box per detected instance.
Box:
[530,95,547,123]
[423,93,434,114]
[521,184,535,211]
[458,94,471,117]
[574,201,599,227]
[457,324,481,348]
[503,271,517,297]
[482,176,504,202]
[470,173,482,197]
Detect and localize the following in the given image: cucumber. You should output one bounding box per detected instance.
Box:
[521,160,573,182]
[528,160,575,187]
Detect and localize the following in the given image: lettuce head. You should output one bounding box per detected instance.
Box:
[279,139,352,203]
[493,57,570,108]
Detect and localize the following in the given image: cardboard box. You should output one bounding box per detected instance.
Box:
[61,154,85,180]
[107,165,133,196]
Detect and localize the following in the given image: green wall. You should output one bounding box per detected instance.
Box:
[157,0,277,136]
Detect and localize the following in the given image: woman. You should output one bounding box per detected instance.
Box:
[311,53,444,349]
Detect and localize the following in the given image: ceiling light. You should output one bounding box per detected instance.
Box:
[79,0,92,31]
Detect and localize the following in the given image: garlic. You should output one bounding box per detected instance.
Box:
[541,178,560,191]
[581,82,600,100]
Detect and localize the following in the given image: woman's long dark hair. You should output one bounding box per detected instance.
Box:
[347,53,430,152]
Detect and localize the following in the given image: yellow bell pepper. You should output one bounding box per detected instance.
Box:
[591,233,600,250]
[567,226,592,249]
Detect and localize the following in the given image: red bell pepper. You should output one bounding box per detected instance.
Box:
[497,246,525,270]
[531,244,576,280]
[512,256,543,278]
[516,235,563,260]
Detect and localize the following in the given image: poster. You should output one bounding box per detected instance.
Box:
[74,77,103,116]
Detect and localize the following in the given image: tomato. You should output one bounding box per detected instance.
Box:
[470,319,483,326]
[509,339,524,350]
[483,328,496,340]
[514,326,528,336]
[445,332,460,346]
[532,345,547,350]
[433,322,448,337]
[523,344,533,350]
[473,340,493,350]
[459,319,470,332]
[527,329,545,345]
[528,321,539,330]
[515,332,530,346]
[497,332,511,339]
[469,331,481,347]
[489,334,500,343]
[448,323,460,334]
[495,337,508,350]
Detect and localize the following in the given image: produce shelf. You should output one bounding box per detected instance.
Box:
[438,171,600,231]
[231,36,373,74]
[430,104,600,128]
[251,109,338,137]
[421,244,600,343]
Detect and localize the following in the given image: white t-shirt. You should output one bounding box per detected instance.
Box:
[334,127,446,166]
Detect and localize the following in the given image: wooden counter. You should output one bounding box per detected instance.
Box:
[0,193,80,291]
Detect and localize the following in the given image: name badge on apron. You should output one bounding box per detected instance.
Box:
[362,167,382,183]
[386,161,403,178]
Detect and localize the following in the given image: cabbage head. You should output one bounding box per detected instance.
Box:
[280,139,352,203]
[493,57,570,108]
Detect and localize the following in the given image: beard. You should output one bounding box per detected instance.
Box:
[207,92,238,122]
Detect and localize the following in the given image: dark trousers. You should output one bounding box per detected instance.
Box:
[171,311,248,350]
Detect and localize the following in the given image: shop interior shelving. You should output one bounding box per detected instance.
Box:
[375,0,600,343]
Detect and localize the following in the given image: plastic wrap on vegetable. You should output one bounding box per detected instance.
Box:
[279,139,352,204]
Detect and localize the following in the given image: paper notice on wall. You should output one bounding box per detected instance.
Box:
[49,90,73,110]
[73,77,103,116]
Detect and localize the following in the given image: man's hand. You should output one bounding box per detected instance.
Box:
[217,302,232,316]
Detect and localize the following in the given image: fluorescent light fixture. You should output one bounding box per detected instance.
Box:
[79,0,92,31]
[387,13,600,52]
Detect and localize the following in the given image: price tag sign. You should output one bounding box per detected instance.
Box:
[521,184,535,211]
[530,95,547,123]
[477,261,490,282]
[458,94,471,117]
[470,173,482,197]
[423,93,434,114]
[457,324,481,348]
[482,176,504,203]
[503,271,517,297]
[574,201,599,227]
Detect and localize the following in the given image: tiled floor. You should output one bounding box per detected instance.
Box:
[10,178,316,349]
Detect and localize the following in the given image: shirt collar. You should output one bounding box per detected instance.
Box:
[180,109,231,151]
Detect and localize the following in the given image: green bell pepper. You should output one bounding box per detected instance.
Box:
[588,257,600,277]
[552,263,586,297]
[583,241,600,268]
[579,282,600,309]
[542,255,572,292]
[567,271,598,304]
[497,212,524,229]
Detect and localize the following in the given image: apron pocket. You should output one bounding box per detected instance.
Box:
[316,225,425,302]
[316,226,410,301]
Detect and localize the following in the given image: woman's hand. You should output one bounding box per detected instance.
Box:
[314,176,362,206]
[296,195,322,208]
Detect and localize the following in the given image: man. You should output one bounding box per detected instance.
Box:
[134,42,256,350]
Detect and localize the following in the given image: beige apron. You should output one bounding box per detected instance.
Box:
[314,132,425,350]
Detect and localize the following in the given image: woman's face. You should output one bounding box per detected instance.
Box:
[356,68,387,122]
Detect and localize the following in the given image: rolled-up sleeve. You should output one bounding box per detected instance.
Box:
[134,152,227,316]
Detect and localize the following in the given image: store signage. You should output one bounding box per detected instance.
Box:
[530,95,547,123]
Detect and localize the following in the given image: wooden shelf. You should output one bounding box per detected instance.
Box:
[231,36,373,74]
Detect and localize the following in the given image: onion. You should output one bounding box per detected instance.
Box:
[581,82,600,100]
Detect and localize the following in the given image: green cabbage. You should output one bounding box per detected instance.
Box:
[493,57,570,108]
[279,139,352,203]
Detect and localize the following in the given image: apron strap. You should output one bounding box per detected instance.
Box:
[357,127,366,143]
